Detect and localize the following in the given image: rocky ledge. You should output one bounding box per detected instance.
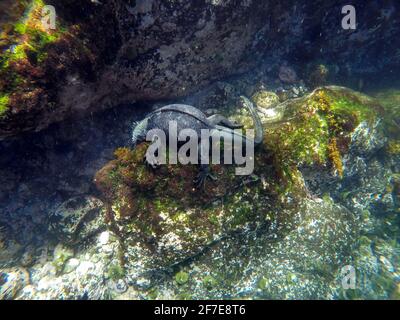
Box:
[0,0,399,139]
[0,81,399,299]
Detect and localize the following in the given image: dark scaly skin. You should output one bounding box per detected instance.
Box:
[131,97,263,188]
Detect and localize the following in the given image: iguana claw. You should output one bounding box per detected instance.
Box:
[143,155,159,169]
[194,167,217,189]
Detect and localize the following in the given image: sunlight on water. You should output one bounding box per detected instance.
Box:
[0,0,399,301]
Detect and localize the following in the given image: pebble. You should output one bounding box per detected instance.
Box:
[0,267,30,300]
[76,261,95,276]
[63,258,80,274]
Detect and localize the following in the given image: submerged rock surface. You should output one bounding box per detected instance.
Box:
[84,85,397,299]
[0,78,397,299]
[0,0,399,139]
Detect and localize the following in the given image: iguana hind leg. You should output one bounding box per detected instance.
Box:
[207,114,243,129]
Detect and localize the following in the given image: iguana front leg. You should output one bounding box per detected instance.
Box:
[143,140,162,169]
[194,164,217,189]
[207,114,243,129]
[144,154,159,169]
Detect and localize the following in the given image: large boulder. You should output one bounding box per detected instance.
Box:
[93,86,385,283]
[0,0,399,139]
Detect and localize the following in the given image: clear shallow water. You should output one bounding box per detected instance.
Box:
[0,0,399,300]
[0,71,398,300]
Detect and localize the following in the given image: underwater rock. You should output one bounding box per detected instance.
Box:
[1,0,400,140]
[18,230,123,299]
[19,246,36,268]
[139,197,358,300]
[0,0,271,139]
[251,90,280,109]
[93,85,386,280]
[52,244,74,275]
[49,196,105,246]
[94,144,280,277]
[349,120,387,158]
[227,85,382,186]
[0,224,23,267]
[279,65,298,84]
[0,267,30,300]
[307,64,330,89]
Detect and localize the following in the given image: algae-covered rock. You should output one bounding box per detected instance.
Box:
[49,196,105,245]
[52,244,74,275]
[1,0,399,140]
[0,0,101,139]
[0,267,30,300]
[0,224,23,267]
[372,89,400,157]
[18,230,123,299]
[251,91,280,109]
[227,86,381,181]
[94,86,383,279]
[145,197,358,300]
[94,143,285,276]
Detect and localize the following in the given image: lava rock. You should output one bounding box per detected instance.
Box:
[0,267,30,300]
[49,196,105,246]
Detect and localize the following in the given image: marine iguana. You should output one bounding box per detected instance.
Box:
[131,96,264,187]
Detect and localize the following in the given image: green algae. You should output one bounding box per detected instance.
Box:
[368,89,400,161]
[14,22,27,35]
[0,0,67,116]
[217,86,378,184]
[372,89,400,149]
[0,94,10,117]
[263,87,379,181]
[94,86,382,277]
[202,275,218,290]
[251,90,280,109]
[52,245,74,275]
[107,263,125,281]
[175,271,189,285]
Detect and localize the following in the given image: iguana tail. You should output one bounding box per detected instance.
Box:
[240,96,264,145]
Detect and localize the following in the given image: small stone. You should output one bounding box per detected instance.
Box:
[0,267,30,300]
[135,277,151,289]
[175,271,189,285]
[49,196,105,245]
[110,279,128,294]
[53,244,74,274]
[76,261,95,276]
[251,90,280,109]
[98,231,110,246]
[63,258,80,274]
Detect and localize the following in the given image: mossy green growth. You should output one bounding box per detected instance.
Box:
[107,263,125,281]
[205,86,377,184]
[202,275,218,290]
[264,86,379,181]
[372,89,400,140]
[0,94,10,117]
[52,245,74,274]
[257,277,269,291]
[387,140,400,155]
[14,22,27,35]
[146,288,160,300]
[251,90,280,109]
[175,271,189,285]
[0,0,66,99]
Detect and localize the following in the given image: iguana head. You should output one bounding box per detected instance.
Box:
[131,117,149,147]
